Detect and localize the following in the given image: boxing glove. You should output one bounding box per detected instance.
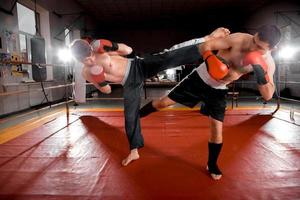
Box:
[202,51,229,80]
[243,51,269,85]
[89,65,105,83]
[91,39,119,54]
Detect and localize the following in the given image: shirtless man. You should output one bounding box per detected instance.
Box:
[69,27,230,166]
[140,25,281,180]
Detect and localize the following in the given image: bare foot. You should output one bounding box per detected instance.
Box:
[206,166,222,180]
[210,172,222,180]
[122,149,140,166]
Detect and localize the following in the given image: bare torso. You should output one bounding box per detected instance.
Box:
[85,33,275,86]
[93,53,129,84]
[215,33,254,84]
[215,33,274,85]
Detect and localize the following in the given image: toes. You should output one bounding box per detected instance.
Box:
[211,174,222,180]
[121,154,139,166]
[122,159,129,166]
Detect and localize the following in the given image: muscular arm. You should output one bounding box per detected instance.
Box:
[82,66,112,94]
[257,54,276,101]
[199,33,244,54]
[196,33,245,80]
[108,43,133,56]
[92,39,133,56]
[258,79,274,101]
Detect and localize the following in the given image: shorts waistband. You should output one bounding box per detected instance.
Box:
[121,59,133,86]
[195,62,227,90]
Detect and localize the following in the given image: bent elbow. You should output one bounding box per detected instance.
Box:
[106,87,112,94]
[262,93,273,102]
[263,97,272,102]
[103,89,112,94]
[119,43,133,55]
[99,86,112,94]
[126,47,133,55]
[259,83,275,102]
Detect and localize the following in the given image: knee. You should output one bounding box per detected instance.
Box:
[210,118,223,134]
[155,97,174,109]
[159,100,170,108]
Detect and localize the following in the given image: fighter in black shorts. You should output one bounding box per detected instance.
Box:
[140,25,281,180]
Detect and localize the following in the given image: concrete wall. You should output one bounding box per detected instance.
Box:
[1,0,299,116]
[0,0,97,116]
[19,0,97,80]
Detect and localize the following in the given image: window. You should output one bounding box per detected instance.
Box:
[65,28,71,46]
[19,34,26,53]
[17,3,40,81]
[17,3,36,35]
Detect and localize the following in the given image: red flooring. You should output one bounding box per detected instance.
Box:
[0,109,299,199]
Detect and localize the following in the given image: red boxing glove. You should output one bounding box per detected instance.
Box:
[91,39,119,54]
[243,51,269,85]
[89,65,105,83]
[202,51,229,80]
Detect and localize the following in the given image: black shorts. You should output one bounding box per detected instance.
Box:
[168,70,228,122]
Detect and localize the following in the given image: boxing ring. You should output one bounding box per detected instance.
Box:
[0,61,299,199]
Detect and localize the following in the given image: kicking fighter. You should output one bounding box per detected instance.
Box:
[140,25,281,180]
[70,27,230,166]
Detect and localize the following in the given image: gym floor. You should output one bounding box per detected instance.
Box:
[0,99,299,199]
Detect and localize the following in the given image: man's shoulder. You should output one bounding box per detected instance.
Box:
[230,32,252,38]
[227,33,253,46]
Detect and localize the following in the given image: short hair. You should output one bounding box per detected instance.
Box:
[69,39,92,62]
[257,25,281,48]
[81,36,93,44]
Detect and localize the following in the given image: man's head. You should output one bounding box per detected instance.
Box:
[81,36,93,44]
[70,39,94,64]
[254,25,281,52]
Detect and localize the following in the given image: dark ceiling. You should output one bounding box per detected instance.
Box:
[71,0,299,50]
[74,0,277,30]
